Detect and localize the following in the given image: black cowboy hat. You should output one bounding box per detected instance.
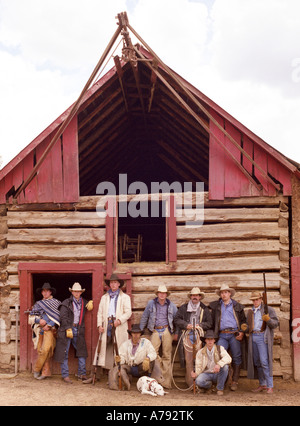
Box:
[104,273,124,288]
[128,324,143,335]
[36,282,56,296]
[200,330,218,343]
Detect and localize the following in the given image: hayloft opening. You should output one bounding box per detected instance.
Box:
[78,52,209,197]
[118,201,166,263]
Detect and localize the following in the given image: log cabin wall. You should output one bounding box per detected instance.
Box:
[0,193,292,378]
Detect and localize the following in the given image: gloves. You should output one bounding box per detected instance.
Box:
[86,300,93,311]
[66,328,73,339]
[115,355,121,364]
[142,357,150,371]
[262,313,270,322]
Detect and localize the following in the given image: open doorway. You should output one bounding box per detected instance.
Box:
[32,273,93,304]
[19,262,103,374]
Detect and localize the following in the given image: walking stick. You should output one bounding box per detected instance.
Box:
[111,316,122,391]
[92,332,102,385]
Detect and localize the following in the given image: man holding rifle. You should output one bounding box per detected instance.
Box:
[96,274,132,371]
[246,285,279,395]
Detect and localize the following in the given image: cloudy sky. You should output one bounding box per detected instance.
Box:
[0,0,300,169]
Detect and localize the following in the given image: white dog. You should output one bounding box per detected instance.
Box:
[137,376,168,397]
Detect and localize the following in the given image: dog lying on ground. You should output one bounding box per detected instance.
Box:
[137,376,168,397]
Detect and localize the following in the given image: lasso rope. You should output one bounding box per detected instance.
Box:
[171,326,204,392]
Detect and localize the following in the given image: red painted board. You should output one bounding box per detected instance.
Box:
[224,121,249,198]
[51,136,64,203]
[209,109,225,200]
[35,135,53,203]
[23,151,38,203]
[268,155,292,196]
[62,115,79,202]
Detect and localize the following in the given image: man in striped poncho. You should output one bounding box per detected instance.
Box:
[29,282,61,380]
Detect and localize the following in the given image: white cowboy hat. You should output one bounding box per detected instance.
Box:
[189,287,205,299]
[155,285,170,297]
[216,284,235,297]
[69,282,85,293]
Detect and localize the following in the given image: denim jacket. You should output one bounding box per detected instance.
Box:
[140,298,178,334]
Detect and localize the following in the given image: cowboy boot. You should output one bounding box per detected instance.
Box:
[230,364,241,391]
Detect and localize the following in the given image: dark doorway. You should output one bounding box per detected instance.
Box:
[32,273,93,304]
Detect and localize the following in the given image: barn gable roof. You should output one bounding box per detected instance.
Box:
[0,12,299,204]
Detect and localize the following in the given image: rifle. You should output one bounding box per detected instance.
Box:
[192,318,196,395]
[111,316,122,391]
[92,332,102,385]
[261,273,269,331]
[263,273,268,315]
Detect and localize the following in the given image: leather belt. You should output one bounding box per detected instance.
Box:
[252,331,264,334]
[220,329,238,334]
[155,325,168,330]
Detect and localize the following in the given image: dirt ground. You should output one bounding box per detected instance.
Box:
[0,372,300,407]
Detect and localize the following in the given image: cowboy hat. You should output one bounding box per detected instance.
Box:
[69,282,85,293]
[128,324,143,335]
[155,285,170,296]
[249,291,263,300]
[104,273,124,288]
[200,329,218,343]
[189,287,205,299]
[36,282,56,296]
[216,284,236,297]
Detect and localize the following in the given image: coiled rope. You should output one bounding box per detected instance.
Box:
[171,326,204,391]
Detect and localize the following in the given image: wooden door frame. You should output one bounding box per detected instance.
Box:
[18,262,103,371]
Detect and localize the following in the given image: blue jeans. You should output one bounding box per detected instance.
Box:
[252,333,273,388]
[60,327,86,378]
[217,333,242,365]
[195,364,229,391]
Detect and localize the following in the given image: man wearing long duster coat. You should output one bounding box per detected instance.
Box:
[95,274,132,370]
[246,291,279,394]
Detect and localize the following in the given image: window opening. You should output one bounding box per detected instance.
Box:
[118,200,166,263]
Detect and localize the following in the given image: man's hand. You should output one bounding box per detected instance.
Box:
[114,319,121,328]
[262,314,270,322]
[191,371,197,378]
[213,364,221,374]
[40,319,47,327]
[142,357,150,371]
[235,332,244,341]
[98,326,104,334]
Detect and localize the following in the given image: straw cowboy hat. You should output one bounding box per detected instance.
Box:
[37,282,56,296]
[216,284,236,297]
[69,282,85,293]
[249,291,263,300]
[155,285,170,297]
[189,287,205,299]
[104,273,124,288]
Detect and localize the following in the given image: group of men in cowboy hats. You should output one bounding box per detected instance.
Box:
[29,274,278,396]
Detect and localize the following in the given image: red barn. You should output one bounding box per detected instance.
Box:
[0,13,300,381]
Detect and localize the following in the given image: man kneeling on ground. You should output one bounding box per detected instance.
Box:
[191,330,232,396]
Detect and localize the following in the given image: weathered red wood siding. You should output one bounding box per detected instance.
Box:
[209,109,292,200]
[0,116,79,204]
